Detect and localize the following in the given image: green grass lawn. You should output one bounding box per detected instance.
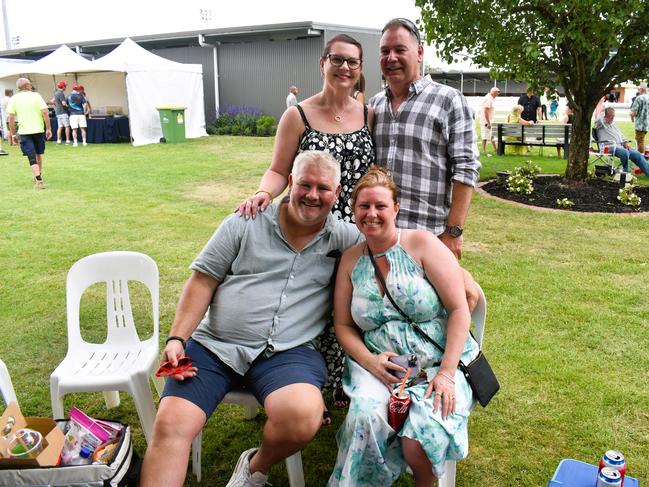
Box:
[1,133,647,486]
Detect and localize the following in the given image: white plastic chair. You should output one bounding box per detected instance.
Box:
[437,282,487,487]
[50,251,162,443]
[0,359,18,407]
[190,391,304,486]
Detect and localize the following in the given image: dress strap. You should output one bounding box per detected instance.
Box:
[295,104,311,130]
[363,104,368,125]
[368,229,401,258]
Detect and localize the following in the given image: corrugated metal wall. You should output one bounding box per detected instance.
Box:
[151,46,217,123]
[146,30,381,126]
[217,37,322,121]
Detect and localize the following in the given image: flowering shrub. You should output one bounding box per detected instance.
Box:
[506,173,534,194]
[617,186,641,206]
[208,105,276,136]
[556,198,575,208]
[506,161,540,195]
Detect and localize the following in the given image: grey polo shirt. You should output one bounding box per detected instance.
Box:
[190,202,361,375]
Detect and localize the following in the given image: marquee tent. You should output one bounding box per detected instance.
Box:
[88,38,207,145]
[0,40,207,146]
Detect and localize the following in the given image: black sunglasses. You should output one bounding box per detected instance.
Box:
[383,18,421,44]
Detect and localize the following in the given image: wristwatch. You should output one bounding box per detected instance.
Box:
[445,225,463,238]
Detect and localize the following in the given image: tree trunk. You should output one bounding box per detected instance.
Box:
[564,102,596,182]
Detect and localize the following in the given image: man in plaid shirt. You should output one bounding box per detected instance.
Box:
[370,18,480,259]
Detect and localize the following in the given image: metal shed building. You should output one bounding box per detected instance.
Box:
[0,22,382,124]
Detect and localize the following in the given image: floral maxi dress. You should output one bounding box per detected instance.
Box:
[328,237,480,486]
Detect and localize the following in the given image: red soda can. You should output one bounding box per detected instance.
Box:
[388,388,411,431]
[603,146,610,154]
[597,467,622,487]
[599,450,626,486]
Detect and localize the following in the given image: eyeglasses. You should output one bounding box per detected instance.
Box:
[326,54,362,70]
[383,18,421,44]
[155,356,193,377]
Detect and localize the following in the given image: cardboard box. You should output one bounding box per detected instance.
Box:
[0,402,64,468]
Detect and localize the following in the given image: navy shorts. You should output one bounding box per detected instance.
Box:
[19,133,45,156]
[162,339,327,418]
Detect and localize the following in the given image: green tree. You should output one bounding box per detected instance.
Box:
[416,0,649,181]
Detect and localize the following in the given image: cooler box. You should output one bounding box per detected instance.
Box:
[548,459,639,487]
[156,106,186,143]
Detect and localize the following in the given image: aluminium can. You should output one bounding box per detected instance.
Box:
[597,467,622,487]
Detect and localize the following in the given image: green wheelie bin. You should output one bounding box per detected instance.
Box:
[156,106,186,143]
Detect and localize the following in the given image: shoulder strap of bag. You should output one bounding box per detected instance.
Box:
[366,244,448,356]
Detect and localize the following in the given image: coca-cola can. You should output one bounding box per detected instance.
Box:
[388,388,411,431]
[599,450,626,485]
[597,467,622,487]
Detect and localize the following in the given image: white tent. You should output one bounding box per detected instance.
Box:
[0,40,207,146]
[89,39,207,146]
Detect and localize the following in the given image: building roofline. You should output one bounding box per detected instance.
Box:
[0,21,381,59]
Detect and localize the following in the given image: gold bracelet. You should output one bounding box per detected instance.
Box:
[437,371,455,384]
[254,190,273,202]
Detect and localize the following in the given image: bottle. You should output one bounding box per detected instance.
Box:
[67,446,93,465]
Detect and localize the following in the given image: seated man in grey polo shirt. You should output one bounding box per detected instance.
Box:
[140,151,360,487]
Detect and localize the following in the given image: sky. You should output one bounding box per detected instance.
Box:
[2,0,420,48]
[0,0,475,69]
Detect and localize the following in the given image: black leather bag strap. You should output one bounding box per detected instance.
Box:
[366,244,448,357]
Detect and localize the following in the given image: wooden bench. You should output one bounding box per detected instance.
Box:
[495,123,572,159]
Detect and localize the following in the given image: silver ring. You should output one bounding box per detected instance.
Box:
[435,391,442,396]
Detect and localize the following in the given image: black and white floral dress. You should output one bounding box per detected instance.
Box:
[296,104,375,391]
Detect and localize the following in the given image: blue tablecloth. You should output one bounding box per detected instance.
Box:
[50,116,130,143]
[548,459,639,487]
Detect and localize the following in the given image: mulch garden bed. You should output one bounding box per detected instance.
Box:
[481,175,649,213]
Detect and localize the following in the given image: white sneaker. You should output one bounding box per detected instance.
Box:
[56,140,62,144]
[73,142,78,147]
[225,448,268,487]
[82,141,87,146]
[65,141,71,145]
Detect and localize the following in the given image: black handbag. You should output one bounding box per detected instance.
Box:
[367,245,499,407]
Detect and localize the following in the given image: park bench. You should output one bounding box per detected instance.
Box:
[495,123,572,159]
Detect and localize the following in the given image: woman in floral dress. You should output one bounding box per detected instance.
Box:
[328,167,479,486]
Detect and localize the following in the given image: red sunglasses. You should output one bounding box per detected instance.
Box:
[155,357,193,377]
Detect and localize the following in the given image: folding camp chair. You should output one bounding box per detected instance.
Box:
[590,127,622,176]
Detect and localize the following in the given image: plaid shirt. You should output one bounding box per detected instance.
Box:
[370,76,480,234]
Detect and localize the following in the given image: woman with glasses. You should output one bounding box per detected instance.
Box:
[238,33,375,413]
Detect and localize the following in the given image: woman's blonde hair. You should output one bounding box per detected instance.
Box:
[351,165,398,207]
[511,104,524,116]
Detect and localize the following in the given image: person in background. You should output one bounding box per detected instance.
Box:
[0,88,13,141]
[517,88,542,124]
[506,104,532,156]
[6,78,52,189]
[595,107,649,177]
[51,81,71,145]
[328,166,479,486]
[480,86,500,153]
[79,85,92,118]
[370,18,480,261]
[352,73,366,105]
[140,151,361,487]
[630,83,649,153]
[556,103,573,158]
[548,92,559,120]
[286,85,298,108]
[67,84,87,146]
[540,87,549,120]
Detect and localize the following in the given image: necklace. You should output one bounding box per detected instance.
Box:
[330,103,349,123]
